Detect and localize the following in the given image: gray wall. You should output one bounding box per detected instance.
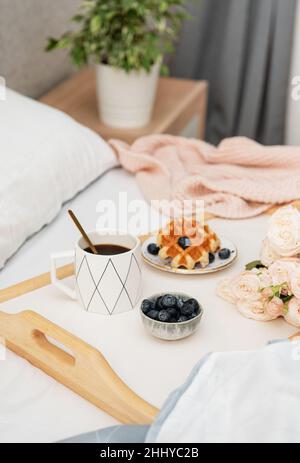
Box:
[0,0,81,98]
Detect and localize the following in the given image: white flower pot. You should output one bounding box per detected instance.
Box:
[96,61,161,129]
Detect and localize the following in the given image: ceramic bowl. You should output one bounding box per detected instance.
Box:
[140,292,204,341]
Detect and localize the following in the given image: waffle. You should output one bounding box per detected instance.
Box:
[157,218,220,270]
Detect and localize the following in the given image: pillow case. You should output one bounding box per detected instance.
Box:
[0,88,118,270]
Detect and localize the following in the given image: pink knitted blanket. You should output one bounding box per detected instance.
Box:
[110,135,300,219]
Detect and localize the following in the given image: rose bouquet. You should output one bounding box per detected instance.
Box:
[261,205,300,265]
[218,206,300,327]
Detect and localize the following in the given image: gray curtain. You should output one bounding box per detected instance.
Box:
[171,0,297,145]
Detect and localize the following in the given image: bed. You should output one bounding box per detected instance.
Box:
[1,1,300,443]
[0,160,298,443]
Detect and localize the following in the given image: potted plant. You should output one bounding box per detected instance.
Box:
[46,0,188,129]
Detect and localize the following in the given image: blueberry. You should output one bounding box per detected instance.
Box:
[170,317,178,323]
[158,310,170,322]
[185,298,199,313]
[167,308,178,319]
[147,243,160,256]
[147,309,159,320]
[161,294,177,309]
[218,248,231,260]
[185,312,198,320]
[181,302,194,317]
[155,296,164,311]
[178,237,191,250]
[209,253,215,264]
[176,297,185,310]
[141,299,154,314]
[178,315,188,322]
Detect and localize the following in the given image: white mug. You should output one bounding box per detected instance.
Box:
[50,230,142,315]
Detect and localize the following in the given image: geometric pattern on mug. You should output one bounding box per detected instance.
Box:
[76,253,141,315]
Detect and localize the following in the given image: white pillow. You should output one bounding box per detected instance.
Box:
[0,88,118,270]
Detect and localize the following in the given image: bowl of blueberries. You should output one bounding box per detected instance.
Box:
[140,293,203,341]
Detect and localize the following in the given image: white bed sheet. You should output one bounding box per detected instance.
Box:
[0,167,297,443]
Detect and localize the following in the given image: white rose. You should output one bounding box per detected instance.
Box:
[265,297,284,318]
[268,259,298,287]
[267,206,300,257]
[236,297,275,322]
[231,271,261,301]
[284,297,300,328]
[255,267,273,289]
[217,278,237,304]
[290,266,300,299]
[260,238,281,266]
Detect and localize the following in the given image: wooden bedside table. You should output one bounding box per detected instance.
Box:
[40,67,208,143]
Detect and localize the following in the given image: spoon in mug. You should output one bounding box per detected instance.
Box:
[68,209,98,255]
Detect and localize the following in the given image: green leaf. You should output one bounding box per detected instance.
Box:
[72,14,84,22]
[160,63,169,76]
[81,0,96,8]
[281,294,293,304]
[245,260,265,271]
[70,43,87,68]
[45,37,59,52]
[283,304,289,315]
[90,15,101,34]
[57,36,72,49]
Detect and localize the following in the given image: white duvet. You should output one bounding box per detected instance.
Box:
[149,341,300,443]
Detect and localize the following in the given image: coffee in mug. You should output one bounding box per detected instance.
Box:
[84,244,130,255]
[51,230,142,316]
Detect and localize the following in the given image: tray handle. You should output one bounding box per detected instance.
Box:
[0,310,158,425]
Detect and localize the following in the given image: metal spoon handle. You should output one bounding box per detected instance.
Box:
[68,210,98,255]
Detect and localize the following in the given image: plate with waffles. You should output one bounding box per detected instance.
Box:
[141,217,237,275]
